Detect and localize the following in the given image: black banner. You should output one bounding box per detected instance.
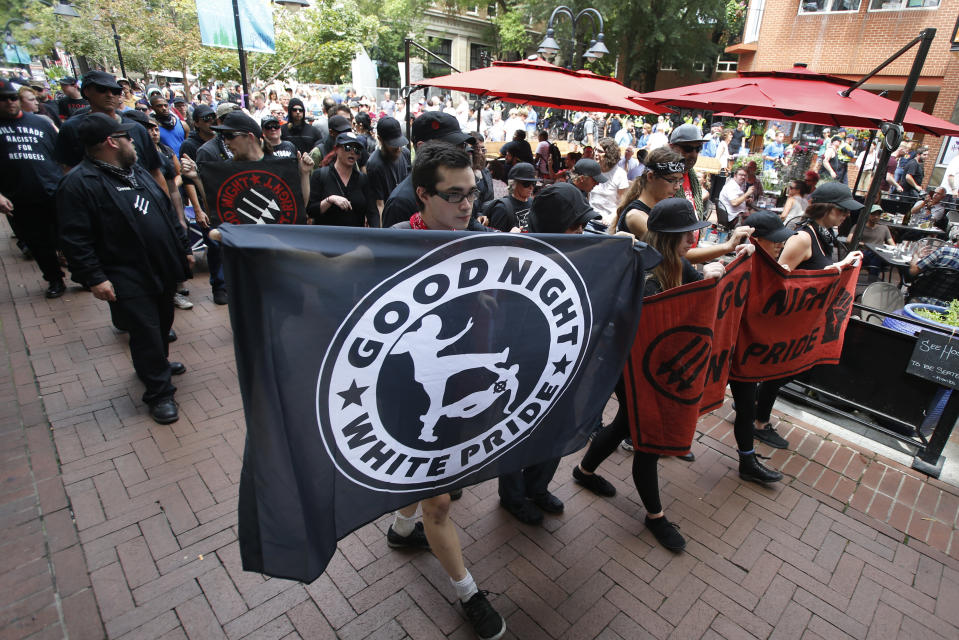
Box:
[220,225,650,583]
[200,157,305,226]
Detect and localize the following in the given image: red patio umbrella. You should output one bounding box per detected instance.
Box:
[418,56,665,116]
[638,65,959,136]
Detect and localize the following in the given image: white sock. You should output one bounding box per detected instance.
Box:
[452,571,478,602]
[392,512,416,537]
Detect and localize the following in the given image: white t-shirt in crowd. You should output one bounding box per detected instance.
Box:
[719,178,748,216]
[940,154,959,196]
[646,131,669,150]
[589,165,630,222]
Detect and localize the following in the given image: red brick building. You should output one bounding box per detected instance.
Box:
[726,0,959,185]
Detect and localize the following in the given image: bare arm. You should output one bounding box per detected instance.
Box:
[687,226,754,264]
[779,230,812,271]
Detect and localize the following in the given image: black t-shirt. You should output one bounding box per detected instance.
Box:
[271,140,297,159]
[903,159,924,196]
[473,167,494,218]
[382,175,418,227]
[178,130,210,161]
[55,111,161,173]
[366,146,411,202]
[307,164,378,227]
[195,136,230,163]
[486,196,531,232]
[643,257,701,297]
[729,129,745,153]
[280,122,322,154]
[501,139,534,165]
[57,96,88,120]
[0,111,62,204]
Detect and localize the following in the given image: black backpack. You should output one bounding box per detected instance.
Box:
[572,116,587,141]
[548,142,562,174]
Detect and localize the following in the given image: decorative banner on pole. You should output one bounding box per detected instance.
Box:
[219,226,648,582]
[622,252,751,457]
[195,0,275,54]
[731,246,860,382]
[199,158,305,225]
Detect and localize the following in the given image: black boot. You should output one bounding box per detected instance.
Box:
[739,452,782,484]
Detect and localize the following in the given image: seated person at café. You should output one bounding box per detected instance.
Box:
[909,241,959,305]
[847,204,895,282]
[909,186,948,233]
[719,167,757,222]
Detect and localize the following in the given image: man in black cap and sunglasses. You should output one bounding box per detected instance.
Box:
[54,71,166,195]
[0,77,67,298]
[57,113,194,425]
[366,115,410,215]
[382,111,476,228]
[56,76,87,121]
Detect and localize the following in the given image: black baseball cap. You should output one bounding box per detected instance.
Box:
[77,112,137,146]
[573,158,607,183]
[748,210,794,243]
[260,115,280,128]
[335,131,363,149]
[123,108,152,128]
[809,182,863,211]
[647,198,710,234]
[81,70,120,92]
[528,182,600,233]
[212,111,262,138]
[60,76,77,86]
[192,104,215,122]
[508,162,536,182]
[411,111,474,146]
[0,78,17,98]
[328,115,352,134]
[376,116,408,147]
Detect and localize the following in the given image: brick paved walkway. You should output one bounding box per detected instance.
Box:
[3,227,959,640]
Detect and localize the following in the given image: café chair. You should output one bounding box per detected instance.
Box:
[913,237,947,260]
[906,266,959,306]
[860,282,904,326]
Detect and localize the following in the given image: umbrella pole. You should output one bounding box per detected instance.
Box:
[405,38,412,145]
[850,28,936,251]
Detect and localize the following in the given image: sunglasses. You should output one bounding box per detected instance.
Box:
[92,85,123,96]
[433,187,481,204]
[263,123,280,131]
[291,107,304,113]
[675,144,702,153]
[0,95,18,102]
[342,145,363,154]
[518,180,535,188]
[198,114,216,122]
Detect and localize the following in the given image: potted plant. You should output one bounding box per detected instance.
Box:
[902,300,959,333]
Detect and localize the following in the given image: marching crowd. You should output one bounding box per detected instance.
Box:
[2,69,914,640]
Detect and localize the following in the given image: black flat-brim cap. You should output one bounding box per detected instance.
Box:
[748,210,795,243]
[809,182,864,211]
[211,111,262,138]
[647,197,710,233]
[77,112,137,146]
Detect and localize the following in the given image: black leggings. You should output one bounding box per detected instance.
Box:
[580,378,663,515]
[728,377,792,452]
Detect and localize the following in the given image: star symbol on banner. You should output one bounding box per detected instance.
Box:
[250,174,261,184]
[337,380,368,409]
[552,355,571,375]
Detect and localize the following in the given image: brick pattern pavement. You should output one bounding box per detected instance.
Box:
[2,227,959,640]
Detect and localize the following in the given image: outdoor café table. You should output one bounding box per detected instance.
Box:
[884,223,945,242]
[865,243,910,283]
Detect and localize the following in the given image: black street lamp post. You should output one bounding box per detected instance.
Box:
[536,6,609,71]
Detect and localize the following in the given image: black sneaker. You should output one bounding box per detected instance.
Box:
[462,591,506,640]
[45,279,66,299]
[645,515,686,552]
[679,451,695,462]
[213,289,228,305]
[387,521,430,550]
[533,493,564,514]
[450,488,463,500]
[754,423,789,449]
[572,466,616,497]
[500,499,543,525]
[739,452,783,484]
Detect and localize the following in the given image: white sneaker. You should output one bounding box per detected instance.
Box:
[173,294,194,310]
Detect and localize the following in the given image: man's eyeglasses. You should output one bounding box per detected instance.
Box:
[93,85,123,96]
[675,144,702,153]
[433,187,481,204]
[199,114,216,122]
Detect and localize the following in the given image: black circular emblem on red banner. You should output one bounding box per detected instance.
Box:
[642,325,713,405]
[215,169,298,225]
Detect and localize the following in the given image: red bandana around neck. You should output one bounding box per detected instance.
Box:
[409,212,429,229]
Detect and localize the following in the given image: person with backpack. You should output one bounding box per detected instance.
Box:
[485,162,535,232]
[534,131,551,177]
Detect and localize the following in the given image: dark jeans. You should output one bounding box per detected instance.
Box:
[110,292,176,405]
[498,457,561,506]
[579,377,663,514]
[10,200,63,283]
[863,249,885,277]
[204,229,225,292]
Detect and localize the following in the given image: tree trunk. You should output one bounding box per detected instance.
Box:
[182,61,192,102]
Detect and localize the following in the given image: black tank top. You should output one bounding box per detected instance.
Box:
[617,199,651,233]
[797,225,833,270]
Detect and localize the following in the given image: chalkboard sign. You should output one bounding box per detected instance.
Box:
[906,330,959,390]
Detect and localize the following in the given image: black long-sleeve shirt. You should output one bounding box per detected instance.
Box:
[307,164,378,227]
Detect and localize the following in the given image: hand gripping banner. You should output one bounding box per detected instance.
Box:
[219,225,650,582]
[731,245,860,382]
[200,157,305,226]
[622,252,751,456]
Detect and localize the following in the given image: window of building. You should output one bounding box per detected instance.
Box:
[717,53,739,73]
[868,0,940,10]
[743,0,766,43]
[470,43,491,70]
[427,38,453,77]
[693,62,706,72]
[799,0,862,13]
[660,62,678,71]
[487,3,496,17]
[465,5,478,14]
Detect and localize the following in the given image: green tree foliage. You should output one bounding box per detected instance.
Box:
[490,9,531,61]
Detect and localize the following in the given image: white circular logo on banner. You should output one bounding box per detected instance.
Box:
[316,234,592,492]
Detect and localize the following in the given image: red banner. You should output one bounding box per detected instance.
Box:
[623,253,751,456]
[730,246,860,382]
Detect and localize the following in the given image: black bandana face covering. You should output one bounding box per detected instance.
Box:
[648,161,686,175]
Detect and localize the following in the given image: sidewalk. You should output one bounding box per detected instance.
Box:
[2,227,959,640]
